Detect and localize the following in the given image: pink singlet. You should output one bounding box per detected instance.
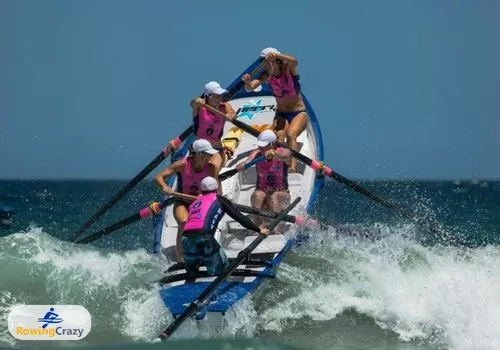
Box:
[178,157,211,195]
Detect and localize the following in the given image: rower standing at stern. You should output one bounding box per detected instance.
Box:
[241,47,308,173]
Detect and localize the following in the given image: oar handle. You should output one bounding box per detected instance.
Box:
[171,192,198,202]
[250,60,266,76]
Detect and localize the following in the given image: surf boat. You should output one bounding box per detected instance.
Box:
[151,58,325,330]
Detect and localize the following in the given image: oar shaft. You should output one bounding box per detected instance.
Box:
[203,104,446,236]
[69,127,193,242]
[159,196,301,340]
[75,198,176,244]
[171,192,197,202]
[75,214,140,244]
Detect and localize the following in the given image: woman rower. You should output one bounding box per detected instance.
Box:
[154,139,219,262]
[190,81,237,171]
[236,129,292,230]
[241,47,307,173]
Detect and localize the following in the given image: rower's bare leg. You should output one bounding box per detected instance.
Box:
[210,152,223,173]
[269,191,291,234]
[273,115,289,144]
[286,112,308,173]
[174,202,189,263]
[251,189,267,228]
[176,225,185,263]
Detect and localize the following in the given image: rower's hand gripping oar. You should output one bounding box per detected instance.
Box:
[69,60,267,242]
[202,103,446,237]
[74,158,265,245]
[158,196,302,341]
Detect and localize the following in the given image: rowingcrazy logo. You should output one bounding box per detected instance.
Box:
[8,305,91,340]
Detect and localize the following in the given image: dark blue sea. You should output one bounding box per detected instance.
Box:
[1,179,499,350]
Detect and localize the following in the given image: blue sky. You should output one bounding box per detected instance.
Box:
[1,0,499,180]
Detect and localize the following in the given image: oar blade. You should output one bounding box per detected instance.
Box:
[75,213,141,244]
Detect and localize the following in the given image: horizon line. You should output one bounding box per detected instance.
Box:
[1,177,499,182]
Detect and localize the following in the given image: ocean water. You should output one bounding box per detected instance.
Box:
[1,179,499,350]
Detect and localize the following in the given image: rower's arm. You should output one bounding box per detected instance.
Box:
[276,53,298,66]
[244,72,269,91]
[223,102,236,122]
[236,150,259,171]
[154,160,185,193]
[209,164,222,195]
[218,195,261,232]
[190,97,205,117]
[245,150,259,163]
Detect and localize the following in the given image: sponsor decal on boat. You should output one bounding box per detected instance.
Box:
[236,99,276,120]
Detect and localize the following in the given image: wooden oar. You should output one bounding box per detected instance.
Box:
[69,60,266,242]
[158,196,301,341]
[74,157,265,245]
[202,104,447,237]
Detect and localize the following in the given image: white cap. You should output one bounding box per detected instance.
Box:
[203,81,228,96]
[260,47,280,58]
[192,139,218,155]
[201,176,219,192]
[256,129,277,147]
